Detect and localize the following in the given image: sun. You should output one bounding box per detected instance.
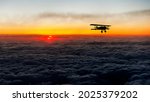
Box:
[47,36,52,40]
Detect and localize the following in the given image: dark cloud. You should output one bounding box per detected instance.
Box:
[37,12,99,20]
[36,9,150,20]
[0,35,150,85]
[124,9,150,16]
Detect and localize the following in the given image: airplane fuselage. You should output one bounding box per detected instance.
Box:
[96,26,107,30]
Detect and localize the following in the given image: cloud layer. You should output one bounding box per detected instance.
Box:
[0,35,150,85]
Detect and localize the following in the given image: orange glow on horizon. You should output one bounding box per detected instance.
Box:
[0,23,150,36]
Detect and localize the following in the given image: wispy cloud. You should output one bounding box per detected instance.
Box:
[37,13,99,19]
[36,9,150,21]
[35,9,150,26]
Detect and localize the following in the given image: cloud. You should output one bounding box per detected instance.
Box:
[112,10,150,24]
[0,35,150,85]
[36,9,150,20]
[124,9,150,16]
[35,12,101,25]
[37,13,98,19]
[32,9,150,29]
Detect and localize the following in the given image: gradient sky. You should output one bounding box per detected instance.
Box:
[0,0,150,35]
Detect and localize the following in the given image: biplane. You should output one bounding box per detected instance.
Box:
[90,24,111,33]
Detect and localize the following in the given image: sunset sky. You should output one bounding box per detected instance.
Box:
[0,0,150,35]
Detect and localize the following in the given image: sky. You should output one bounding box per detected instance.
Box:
[0,0,150,35]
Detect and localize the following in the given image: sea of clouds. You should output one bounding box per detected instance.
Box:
[0,35,150,85]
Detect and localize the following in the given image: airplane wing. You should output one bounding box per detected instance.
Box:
[90,24,111,26]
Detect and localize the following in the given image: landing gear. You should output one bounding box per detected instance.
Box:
[101,30,106,33]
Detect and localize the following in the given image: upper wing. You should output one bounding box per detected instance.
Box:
[90,24,111,26]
